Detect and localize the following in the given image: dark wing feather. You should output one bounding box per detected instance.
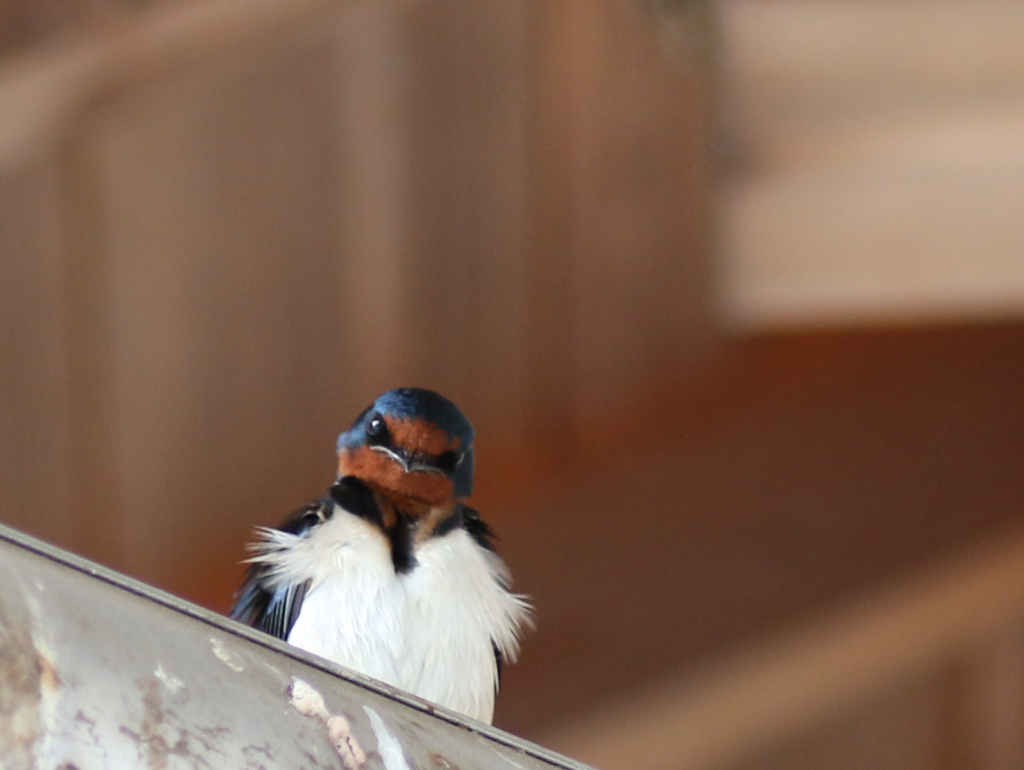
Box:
[460,504,497,552]
[493,640,504,685]
[251,578,310,640]
[228,498,329,640]
[229,477,381,639]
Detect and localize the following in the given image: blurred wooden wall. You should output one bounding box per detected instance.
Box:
[8,3,1024,769]
[0,0,713,591]
[547,521,1024,770]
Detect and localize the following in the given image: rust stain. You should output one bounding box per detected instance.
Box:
[118,679,171,770]
[121,678,214,770]
[0,591,42,763]
[39,654,60,692]
[142,679,169,770]
[429,752,458,769]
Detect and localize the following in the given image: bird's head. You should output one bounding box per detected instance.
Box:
[336,388,475,506]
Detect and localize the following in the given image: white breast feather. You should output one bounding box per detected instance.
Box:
[250,506,531,724]
[400,528,531,722]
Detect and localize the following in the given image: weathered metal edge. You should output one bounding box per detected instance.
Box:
[0,521,597,770]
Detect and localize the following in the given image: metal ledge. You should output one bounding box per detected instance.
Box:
[0,522,594,770]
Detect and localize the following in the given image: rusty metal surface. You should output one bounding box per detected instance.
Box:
[0,523,597,770]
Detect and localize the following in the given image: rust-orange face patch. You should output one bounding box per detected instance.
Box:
[338,445,456,508]
[385,416,461,458]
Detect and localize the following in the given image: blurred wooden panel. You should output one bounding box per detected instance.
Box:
[545,523,1024,770]
[375,0,535,442]
[732,671,956,770]
[956,627,1024,770]
[525,0,714,429]
[86,23,347,581]
[331,3,423,395]
[0,158,77,551]
[10,3,1024,765]
[719,0,1024,330]
[562,0,713,413]
[481,323,1024,741]
[0,0,714,592]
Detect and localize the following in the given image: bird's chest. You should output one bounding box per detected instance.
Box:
[283,513,501,720]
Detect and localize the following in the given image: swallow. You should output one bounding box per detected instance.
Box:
[229,387,531,724]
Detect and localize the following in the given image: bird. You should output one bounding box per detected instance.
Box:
[229,387,531,724]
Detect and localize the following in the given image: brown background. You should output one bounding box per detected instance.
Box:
[3,1,1024,767]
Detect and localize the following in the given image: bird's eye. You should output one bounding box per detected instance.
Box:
[365,414,388,442]
[435,450,464,475]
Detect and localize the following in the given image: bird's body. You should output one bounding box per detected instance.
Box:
[230,389,530,724]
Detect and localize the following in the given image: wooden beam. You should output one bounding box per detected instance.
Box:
[545,525,1024,769]
[719,0,1024,329]
[0,0,331,171]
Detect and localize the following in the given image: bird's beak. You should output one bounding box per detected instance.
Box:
[372,446,446,476]
[407,457,446,475]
